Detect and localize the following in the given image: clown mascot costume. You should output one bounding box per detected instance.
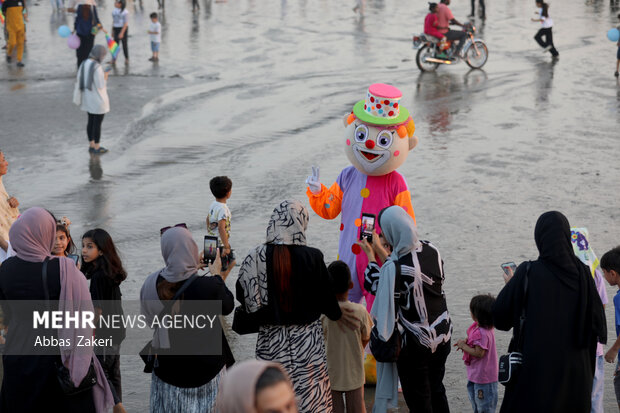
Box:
[306,83,417,310]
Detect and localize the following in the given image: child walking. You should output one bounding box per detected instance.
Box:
[531,0,558,58]
[81,228,127,411]
[455,294,498,413]
[148,12,161,62]
[111,0,129,64]
[602,246,620,410]
[322,261,372,413]
[206,176,235,278]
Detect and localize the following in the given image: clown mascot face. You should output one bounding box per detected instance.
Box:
[306,83,418,309]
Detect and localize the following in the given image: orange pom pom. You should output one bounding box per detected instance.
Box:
[406,119,416,136]
[397,125,407,138]
[347,114,356,125]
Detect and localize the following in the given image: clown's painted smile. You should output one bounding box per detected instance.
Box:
[353,146,389,172]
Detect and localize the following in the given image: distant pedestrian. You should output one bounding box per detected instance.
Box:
[615,13,620,77]
[73,3,100,68]
[454,294,498,413]
[75,45,110,154]
[322,261,372,413]
[147,12,160,62]
[469,0,485,19]
[352,0,364,15]
[2,0,28,67]
[531,0,558,59]
[111,0,129,64]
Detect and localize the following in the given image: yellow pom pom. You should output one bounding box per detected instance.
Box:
[406,119,416,137]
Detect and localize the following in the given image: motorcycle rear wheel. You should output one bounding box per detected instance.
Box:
[416,45,440,72]
[464,40,488,69]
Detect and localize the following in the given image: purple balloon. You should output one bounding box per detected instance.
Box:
[67,34,81,50]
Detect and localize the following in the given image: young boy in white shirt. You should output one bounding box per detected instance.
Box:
[147,12,161,62]
[206,176,235,278]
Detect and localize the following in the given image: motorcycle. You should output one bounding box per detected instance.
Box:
[412,23,488,71]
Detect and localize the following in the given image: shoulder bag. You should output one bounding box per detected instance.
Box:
[41,258,98,395]
[369,262,402,363]
[139,273,198,373]
[498,261,531,386]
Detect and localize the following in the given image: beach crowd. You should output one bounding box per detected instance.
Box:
[0,148,618,413]
[2,0,620,412]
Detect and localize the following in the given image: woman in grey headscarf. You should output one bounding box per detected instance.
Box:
[236,200,343,413]
[140,226,234,413]
[75,44,110,154]
[359,206,452,413]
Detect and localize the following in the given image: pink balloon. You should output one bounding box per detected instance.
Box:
[67,34,81,50]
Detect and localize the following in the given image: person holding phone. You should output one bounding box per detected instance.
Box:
[75,45,111,155]
[358,206,452,412]
[140,226,234,412]
[492,211,606,412]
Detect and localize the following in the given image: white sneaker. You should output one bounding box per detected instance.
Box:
[542,45,552,53]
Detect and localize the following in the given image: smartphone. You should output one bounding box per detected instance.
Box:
[67,254,80,265]
[359,213,376,241]
[203,236,218,264]
[103,65,112,73]
[501,262,517,276]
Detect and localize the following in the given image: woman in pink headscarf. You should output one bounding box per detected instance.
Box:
[216,359,298,413]
[0,207,114,413]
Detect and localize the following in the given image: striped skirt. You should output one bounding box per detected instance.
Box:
[256,319,333,413]
[149,368,224,413]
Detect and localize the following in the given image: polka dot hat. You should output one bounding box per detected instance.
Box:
[352,83,411,126]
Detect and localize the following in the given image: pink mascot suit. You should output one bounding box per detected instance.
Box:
[306,83,418,309]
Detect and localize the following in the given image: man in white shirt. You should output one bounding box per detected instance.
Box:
[0,150,20,263]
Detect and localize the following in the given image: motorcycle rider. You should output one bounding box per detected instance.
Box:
[425,3,449,58]
[437,0,467,60]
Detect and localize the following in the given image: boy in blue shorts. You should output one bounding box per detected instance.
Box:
[602,246,620,409]
[148,12,161,62]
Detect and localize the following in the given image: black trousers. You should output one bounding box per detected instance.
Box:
[112,27,129,60]
[534,28,559,56]
[87,113,105,144]
[470,0,485,17]
[397,338,451,413]
[96,348,122,404]
[445,29,467,55]
[76,34,95,69]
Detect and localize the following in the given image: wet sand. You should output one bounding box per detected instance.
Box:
[2,0,620,410]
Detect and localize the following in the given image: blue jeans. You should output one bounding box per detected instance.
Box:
[467,381,498,413]
[591,355,604,413]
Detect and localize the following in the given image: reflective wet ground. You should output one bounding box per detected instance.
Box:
[2,0,620,410]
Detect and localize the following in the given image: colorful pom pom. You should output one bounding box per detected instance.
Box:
[397,125,407,138]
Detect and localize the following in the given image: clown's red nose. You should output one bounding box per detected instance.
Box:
[365,140,375,149]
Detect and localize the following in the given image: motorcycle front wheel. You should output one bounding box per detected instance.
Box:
[416,45,439,72]
[464,40,488,69]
